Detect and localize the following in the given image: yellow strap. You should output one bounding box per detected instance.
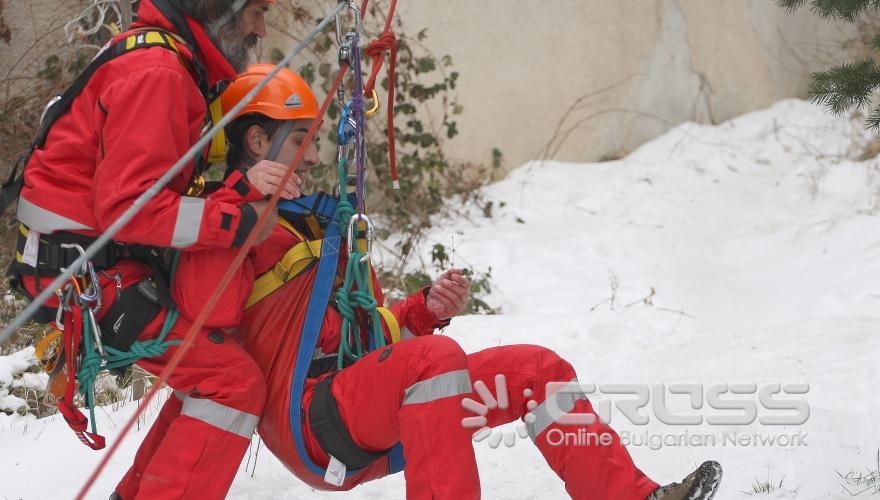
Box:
[246,239,322,308]
[207,98,227,164]
[125,30,173,50]
[278,217,306,240]
[376,307,401,343]
[274,240,322,280]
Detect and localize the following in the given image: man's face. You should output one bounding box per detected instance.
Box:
[253,119,319,180]
[213,1,270,72]
[273,119,319,178]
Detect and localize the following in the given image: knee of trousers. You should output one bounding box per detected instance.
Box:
[520,345,578,385]
[394,336,471,405]
[194,359,267,415]
[410,335,469,377]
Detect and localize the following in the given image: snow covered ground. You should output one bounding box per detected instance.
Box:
[1,99,879,499]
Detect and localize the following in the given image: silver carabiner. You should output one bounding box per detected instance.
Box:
[87,307,105,356]
[335,2,365,46]
[346,214,374,263]
[60,243,101,308]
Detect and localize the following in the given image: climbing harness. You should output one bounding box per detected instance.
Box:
[36,245,181,449]
[0,25,224,212]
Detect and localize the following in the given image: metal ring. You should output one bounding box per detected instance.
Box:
[335,3,364,46]
[346,214,375,260]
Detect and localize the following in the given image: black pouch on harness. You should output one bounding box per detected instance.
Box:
[99,278,163,356]
[308,372,391,470]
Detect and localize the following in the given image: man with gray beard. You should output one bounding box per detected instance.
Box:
[10,1,279,499]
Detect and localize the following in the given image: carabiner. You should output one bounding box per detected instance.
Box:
[346,214,375,263]
[60,243,101,307]
[335,2,365,47]
[337,100,358,146]
[364,88,380,119]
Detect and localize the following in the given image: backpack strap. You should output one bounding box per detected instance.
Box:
[0,29,188,213]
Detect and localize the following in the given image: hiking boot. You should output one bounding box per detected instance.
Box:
[646,460,723,500]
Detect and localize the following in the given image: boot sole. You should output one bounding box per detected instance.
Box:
[685,461,723,500]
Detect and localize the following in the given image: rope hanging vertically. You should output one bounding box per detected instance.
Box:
[363,0,400,189]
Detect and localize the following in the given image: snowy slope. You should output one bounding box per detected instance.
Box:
[2,99,879,499]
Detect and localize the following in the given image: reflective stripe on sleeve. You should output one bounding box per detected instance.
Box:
[17,197,94,233]
[172,197,205,248]
[403,369,472,405]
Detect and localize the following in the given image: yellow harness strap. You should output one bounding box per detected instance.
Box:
[206,98,227,164]
[246,217,401,343]
[246,219,321,309]
[376,307,401,343]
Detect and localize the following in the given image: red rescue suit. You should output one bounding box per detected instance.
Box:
[18,0,255,305]
[13,1,270,498]
[157,217,661,499]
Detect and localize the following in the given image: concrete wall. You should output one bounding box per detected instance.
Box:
[388,1,856,169]
[0,1,858,171]
[0,0,85,96]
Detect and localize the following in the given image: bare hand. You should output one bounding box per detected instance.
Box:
[248,200,277,244]
[426,268,471,320]
[246,160,303,200]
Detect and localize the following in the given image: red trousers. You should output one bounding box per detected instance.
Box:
[304,335,659,500]
[114,319,266,499]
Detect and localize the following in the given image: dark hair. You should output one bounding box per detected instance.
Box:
[172,0,234,23]
[225,113,284,169]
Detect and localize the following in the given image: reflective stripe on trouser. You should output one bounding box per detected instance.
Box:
[308,335,479,500]
[114,323,267,500]
[175,391,260,439]
[322,342,659,500]
[171,197,205,248]
[466,345,659,500]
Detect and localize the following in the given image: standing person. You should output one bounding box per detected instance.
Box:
[175,64,725,500]
[7,1,296,498]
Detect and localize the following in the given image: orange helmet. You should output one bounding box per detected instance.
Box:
[221,64,318,122]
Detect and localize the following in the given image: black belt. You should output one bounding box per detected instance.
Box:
[308,372,390,470]
[15,226,125,275]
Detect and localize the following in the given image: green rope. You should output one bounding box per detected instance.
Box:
[333,155,387,370]
[76,254,182,430]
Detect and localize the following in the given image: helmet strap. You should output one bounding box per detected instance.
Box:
[265,120,296,162]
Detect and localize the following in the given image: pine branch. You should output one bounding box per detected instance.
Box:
[866,105,880,130]
[808,58,880,115]
[777,0,880,21]
[776,0,810,13]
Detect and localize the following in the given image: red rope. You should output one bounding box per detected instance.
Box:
[75,1,403,496]
[363,0,399,189]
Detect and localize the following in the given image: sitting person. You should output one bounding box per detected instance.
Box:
[172,64,724,500]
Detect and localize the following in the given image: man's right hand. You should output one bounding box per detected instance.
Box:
[246,160,304,200]
[248,200,278,244]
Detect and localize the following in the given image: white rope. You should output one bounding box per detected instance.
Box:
[0,2,348,344]
[64,0,136,42]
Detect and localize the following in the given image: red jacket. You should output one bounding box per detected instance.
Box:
[173,218,447,345]
[17,0,256,250]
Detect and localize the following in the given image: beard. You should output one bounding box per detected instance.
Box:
[211,17,259,73]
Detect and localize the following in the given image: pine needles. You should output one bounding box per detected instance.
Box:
[778,0,880,130]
